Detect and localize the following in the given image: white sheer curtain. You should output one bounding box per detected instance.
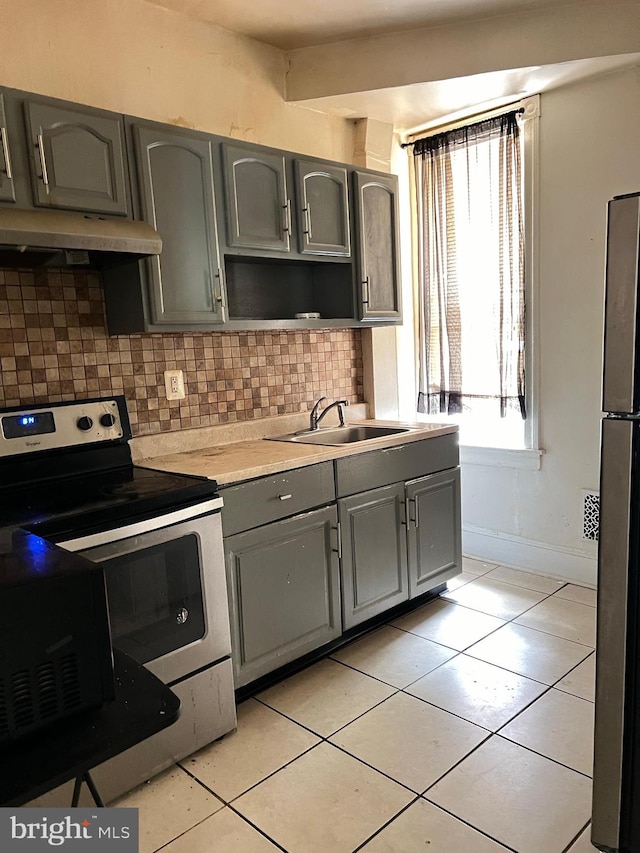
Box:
[413,111,526,421]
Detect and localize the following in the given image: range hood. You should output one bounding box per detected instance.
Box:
[0,208,162,258]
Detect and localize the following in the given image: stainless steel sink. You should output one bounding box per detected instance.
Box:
[268,425,411,446]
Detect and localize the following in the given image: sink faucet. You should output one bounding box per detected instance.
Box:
[310,397,349,430]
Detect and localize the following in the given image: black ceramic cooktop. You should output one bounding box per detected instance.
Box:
[0,464,219,541]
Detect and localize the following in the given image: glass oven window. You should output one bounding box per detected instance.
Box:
[101,533,206,664]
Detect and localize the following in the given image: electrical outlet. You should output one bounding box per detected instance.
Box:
[164,369,185,400]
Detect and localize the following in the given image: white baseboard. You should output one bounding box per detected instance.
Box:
[462,524,598,587]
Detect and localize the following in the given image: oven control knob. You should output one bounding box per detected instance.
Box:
[76,415,94,432]
[100,413,117,428]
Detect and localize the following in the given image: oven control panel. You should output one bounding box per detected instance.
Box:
[0,397,127,457]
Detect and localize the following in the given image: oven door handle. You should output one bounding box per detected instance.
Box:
[58,497,224,552]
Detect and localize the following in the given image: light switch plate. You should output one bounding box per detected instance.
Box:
[164,369,185,400]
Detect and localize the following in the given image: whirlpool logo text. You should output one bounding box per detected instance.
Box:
[0,809,139,851]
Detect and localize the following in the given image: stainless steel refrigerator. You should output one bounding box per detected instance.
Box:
[593,191,640,852]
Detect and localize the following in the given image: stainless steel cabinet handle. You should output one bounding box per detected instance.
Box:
[362,276,370,306]
[215,268,226,322]
[36,133,49,186]
[409,497,419,528]
[282,199,292,233]
[278,493,292,501]
[333,522,343,559]
[303,205,313,239]
[0,127,12,180]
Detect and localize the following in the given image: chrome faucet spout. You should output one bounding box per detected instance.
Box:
[309,396,328,431]
[315,399,349,429]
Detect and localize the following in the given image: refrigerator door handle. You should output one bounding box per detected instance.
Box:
[603,195,640,415]
[592,417,634,851]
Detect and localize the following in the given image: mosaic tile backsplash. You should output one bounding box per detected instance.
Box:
[0,268,364,436]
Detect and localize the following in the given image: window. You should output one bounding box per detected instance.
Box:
[409,99,539,453]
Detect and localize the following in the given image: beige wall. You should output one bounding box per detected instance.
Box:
[0,0,355,161]
[459,66,640,584]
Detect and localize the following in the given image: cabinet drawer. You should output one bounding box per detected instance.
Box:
[220,461,335,535]
[335,435,458,497]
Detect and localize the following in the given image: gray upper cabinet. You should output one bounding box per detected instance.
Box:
[24,100,129,215]
[0,95,15,203]
[407,468,462,598]
[294,160,350,256]
[222,144,290,252]
[133,124,225,326]
[353,170,402,322]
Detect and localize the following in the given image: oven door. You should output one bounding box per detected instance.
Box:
[58,498,231,686]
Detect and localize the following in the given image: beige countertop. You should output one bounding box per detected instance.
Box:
[133,410,458,486]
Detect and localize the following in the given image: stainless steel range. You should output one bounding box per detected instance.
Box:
[0,395,236,802]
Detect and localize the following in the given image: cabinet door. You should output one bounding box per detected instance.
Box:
[225,506,341,688]
[222,144,290,252]
[134,125,225,325]
[294,160,350,256]
[24,101,129,215]
[0,95,15,203]
[407,468,462,598]
[339,483,408,630]
[353,171,401,321]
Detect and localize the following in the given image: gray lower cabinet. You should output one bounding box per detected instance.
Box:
[133,124,225,326]
[407,468,462,597]
[353,170,401,322]
[0,95,15,203]
[225,506,341,688]
[294,160,350,256]
[222,144,290,252]
[23,99,129,215]
[339,482,409,630]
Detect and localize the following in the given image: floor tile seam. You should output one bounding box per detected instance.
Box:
[435,648,552,687]
[552,591,597,607]
[560,819,591,853]
[419,794,520,853]
[490,732,594,779]
[490,679,559,736]
[325,650,448,692]
[178,739,322,809]
[256,676,404,739]
[399,680,544,734]
[545,652,596,697]
[510,618,595,648]
[350,796,422,852]
[150,807,231,853]
[224,802,291,853]
[444,579,562,624]
[394,684,501,732]
[418,728,495,793]
[252,693,342,739]
[323,738,429,797]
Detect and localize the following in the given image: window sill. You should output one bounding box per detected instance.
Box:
[460,445,543,470]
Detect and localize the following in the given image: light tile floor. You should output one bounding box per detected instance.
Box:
[113,557,598,853]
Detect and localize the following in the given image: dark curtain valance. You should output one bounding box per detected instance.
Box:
[411,110,522,157]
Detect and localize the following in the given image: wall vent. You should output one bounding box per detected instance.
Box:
[582,490,600,541]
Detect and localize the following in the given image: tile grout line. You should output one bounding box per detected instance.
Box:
[166,567,593,853]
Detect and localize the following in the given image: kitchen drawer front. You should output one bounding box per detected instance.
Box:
[335,435,458,498]
[220,461,335,535]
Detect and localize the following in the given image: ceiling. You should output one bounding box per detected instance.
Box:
[145,0,592,50]
[142,0,640,132]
